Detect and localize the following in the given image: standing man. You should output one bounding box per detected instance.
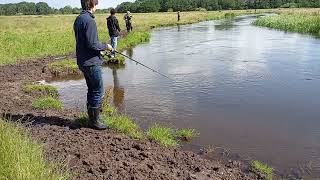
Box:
[74,0,112,130]
[124,11,133,32]
[107,8,121,58]
[178,11,181,21]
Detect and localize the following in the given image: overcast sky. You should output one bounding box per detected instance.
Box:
[0,0,135,8]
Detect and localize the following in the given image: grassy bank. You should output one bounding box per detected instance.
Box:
[0,10,263,66]
[23,83,59,98]
[254,8,320,37]
[0,119,69,179]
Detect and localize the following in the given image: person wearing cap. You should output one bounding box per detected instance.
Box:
[124,11,133,32]
[74,0,112,130]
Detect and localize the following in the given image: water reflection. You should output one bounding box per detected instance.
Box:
[110,65,125,112]
[214,20,236,30]
[126,47,134,59]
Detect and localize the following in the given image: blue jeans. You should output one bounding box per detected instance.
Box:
[79,65,104,108]
[110,36,118,56]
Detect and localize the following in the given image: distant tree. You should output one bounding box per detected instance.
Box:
[36,2,51,15]
[26,2,37,15]
[1,0,320,16]
[4,4,17,15]
[0,5,5,15]
[60,6,73,14]
[136,0,161,12]
[72,7,81,14]
[96,8,110,14]
[116,2,135,13]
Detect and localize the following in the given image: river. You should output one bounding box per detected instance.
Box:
[49,15,320,178]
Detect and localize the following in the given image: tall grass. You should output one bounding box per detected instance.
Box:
[0,10,257,66]
[254,9,320,36]
[0,119,69,180]
[103,115,143,140]
[252,160,273,180]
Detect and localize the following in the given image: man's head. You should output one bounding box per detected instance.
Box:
[110,8,116,15]
[81,0,98,12]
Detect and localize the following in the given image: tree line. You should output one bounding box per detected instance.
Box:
[0,1,109,16]
[0,0,319,16]
[116,0,320,13]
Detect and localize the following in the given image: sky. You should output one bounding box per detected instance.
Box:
[0,0,135,8]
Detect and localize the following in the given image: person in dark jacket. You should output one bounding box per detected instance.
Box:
[74,0,112,130]
[107,8,121,57]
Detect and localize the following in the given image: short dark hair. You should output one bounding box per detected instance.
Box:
[81,0,98,10]
[110,8,116,15]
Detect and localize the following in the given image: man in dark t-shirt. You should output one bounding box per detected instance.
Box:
[107,8,121,57]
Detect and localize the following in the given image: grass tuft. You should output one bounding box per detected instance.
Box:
[176,129,198,140]
[252,160,273,180]
[48,59,80,77]
[32,97,62,110]
[23,83,59,98]
[103,55,126,65]
[74,113,89,127]
[225,12,236,18]
[147,125,178,147]
[0,119,69,179]
[103,115,143,140]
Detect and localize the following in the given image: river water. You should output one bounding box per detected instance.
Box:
[49,15,320,177]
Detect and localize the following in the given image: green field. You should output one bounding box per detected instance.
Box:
[254,8,320,36]
[0,10,263,66]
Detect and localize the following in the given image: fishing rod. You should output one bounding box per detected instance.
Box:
[110,50,174,81]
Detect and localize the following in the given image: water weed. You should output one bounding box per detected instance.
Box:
[254,10,320,36]
[176,129,198,140]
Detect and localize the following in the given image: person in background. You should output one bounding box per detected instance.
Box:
[178,11,180,21]
[124,11,133,32]
[107,8,121,58]
[74,0,112,130]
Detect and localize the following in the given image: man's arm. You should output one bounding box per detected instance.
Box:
[86,20,107,51]
[115,19,121,32]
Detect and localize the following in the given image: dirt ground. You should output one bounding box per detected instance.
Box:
[0,56,266,179]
